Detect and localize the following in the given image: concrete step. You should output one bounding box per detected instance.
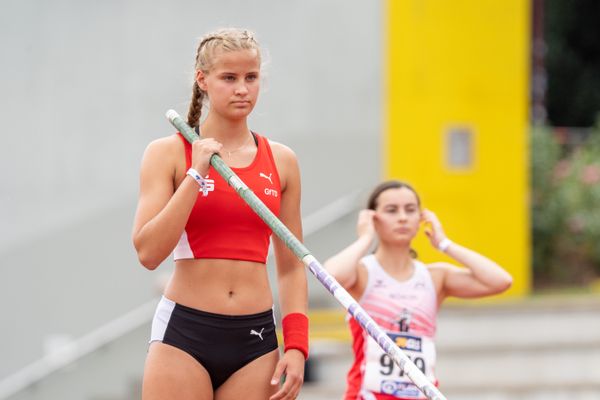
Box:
[436,297,600,351]
[436,342,600,392]
[301,296,600,400]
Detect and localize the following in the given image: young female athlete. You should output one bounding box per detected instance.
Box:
[324,180,513,400]
[132,28,308,400]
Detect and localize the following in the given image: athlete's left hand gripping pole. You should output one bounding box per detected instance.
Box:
[166,110,448,400]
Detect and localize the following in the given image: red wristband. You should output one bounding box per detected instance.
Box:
[282,312,309,359]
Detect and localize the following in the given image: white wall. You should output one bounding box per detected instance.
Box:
[0,0,382,378]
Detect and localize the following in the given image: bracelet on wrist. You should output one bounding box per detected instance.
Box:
[438,238,453,253]
[186,168,209,196]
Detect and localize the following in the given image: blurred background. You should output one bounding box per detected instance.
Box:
[0,0,599,399]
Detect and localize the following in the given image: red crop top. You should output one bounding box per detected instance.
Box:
[173,132,281,263]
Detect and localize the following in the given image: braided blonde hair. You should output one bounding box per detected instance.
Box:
[187,28,261,128]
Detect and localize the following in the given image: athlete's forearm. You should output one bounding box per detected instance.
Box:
[323,234,373,289]
[276,258,309,362]
[445,242,513,291]
[276,258,308,315]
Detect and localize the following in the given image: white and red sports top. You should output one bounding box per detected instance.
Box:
[345,254,439,400]
[173,132,281,263]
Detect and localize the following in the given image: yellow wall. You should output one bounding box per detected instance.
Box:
[385,0,531,296]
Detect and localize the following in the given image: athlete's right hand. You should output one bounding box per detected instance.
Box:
[191,137,223,176]
[356,209,376,240]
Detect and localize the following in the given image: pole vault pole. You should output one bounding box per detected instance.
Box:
[166,110,447,400]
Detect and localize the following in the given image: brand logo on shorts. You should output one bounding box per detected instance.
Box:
[250,328,265,341]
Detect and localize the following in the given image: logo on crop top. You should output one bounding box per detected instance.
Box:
[200,177,215,197]
[397,309,411,332]
[264,188,278,198]
[260,172,278,197]
[259,172,273,185]
[250,327,265,341]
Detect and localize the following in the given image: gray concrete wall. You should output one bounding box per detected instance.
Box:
[0,0,382,378]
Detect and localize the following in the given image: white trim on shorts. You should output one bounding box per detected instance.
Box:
[149,296,176,344]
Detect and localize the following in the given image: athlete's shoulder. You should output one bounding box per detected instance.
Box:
[142,134,183,164]
[423,261,455,288]
[265,138,296,158]
[425,261,455,272]
[147,133,183,151]
[266,139,299,174]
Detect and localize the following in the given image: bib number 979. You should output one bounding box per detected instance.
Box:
[379,353,426,376]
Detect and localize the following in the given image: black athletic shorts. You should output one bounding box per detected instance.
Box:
[150,296,279,389]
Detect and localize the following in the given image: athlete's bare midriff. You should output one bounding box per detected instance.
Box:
[164,258,274,315]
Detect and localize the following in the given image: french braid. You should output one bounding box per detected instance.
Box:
[186,28,260,128]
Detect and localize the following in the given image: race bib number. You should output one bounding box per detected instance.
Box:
[362,332,436,398]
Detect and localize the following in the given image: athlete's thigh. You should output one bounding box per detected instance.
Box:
[142,342,213,400]
[215,348,280,400]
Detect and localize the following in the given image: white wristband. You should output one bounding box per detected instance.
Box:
[438,238,453,253]
[186,168,208,196]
